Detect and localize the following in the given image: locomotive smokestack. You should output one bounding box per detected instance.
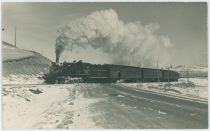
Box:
[55,48,60,65]
[56,55,59,65]
[55,36,66,65]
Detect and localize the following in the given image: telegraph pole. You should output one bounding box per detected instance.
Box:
[187,70,189,83]
[157,60,159,83]
[168,67,170,89]
[14,26,17,47]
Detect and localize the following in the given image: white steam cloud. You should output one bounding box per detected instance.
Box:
[56,9,172,67]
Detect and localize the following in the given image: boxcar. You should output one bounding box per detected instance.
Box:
[161,70,179,82]
[105,65,141,82]
[142,68,159,82]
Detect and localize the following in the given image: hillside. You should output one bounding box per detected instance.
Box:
[3,42,35,61]
[2,41,52,78]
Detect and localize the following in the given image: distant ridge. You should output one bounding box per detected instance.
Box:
[172,65,208,78]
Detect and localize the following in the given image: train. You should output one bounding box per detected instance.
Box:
[43,61,179,84]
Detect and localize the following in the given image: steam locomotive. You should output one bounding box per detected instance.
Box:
[43,61,179,84]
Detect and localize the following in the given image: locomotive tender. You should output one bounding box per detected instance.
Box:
[44,61,179,84]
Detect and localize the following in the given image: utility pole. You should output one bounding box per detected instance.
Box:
[157,60,159,83]
[128,53,131,66]
[14,26,17,47]
[168,67,170,89]
[187,70,189,83]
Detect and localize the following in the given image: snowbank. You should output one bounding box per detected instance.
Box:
[178,78,208,87]
[3,85,69,128]
[3,84,100,129]
[120,78,208,100]
[2,74,44,85]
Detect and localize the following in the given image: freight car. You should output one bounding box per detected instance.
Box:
[43,61,179,84]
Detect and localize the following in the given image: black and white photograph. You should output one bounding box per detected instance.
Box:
[1,1,208,129]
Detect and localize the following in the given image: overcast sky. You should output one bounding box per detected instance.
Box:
[2,2,207,66]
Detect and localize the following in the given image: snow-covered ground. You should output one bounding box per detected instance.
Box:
[3,84,101,129]
[120,77,208,100]
[2,73,208,129]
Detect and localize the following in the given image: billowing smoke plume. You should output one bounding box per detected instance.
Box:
[56,9,172,67]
